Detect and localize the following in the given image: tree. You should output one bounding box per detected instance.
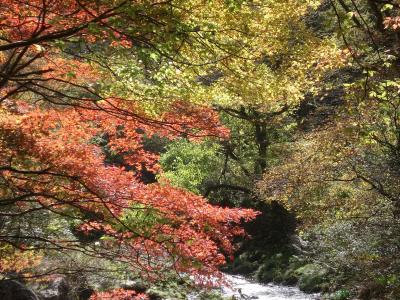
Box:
[0,0,259,292]
[154,1,346,283]
[257,1,400,295]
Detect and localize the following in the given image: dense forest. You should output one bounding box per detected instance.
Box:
[1,0,400,299]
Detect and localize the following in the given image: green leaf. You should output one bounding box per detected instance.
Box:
[381,4,393,12]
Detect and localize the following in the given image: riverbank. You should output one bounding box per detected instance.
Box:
[222,241,350,300]
[220,274,320,300]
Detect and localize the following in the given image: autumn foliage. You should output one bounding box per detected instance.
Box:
[89,289,148,300]
[0,0,257,292]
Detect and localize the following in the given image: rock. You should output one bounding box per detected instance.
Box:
[121,280,148,293]
[77,286,94,300]
[38,277,70,300]
[288,234,308,251]
[294,263,328,293]
[330,289,351,300]
[0,280,40,300]
[147,291,163,300]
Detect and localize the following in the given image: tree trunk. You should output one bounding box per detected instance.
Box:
[255,123,268,175]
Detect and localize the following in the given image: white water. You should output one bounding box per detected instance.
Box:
[219,274,320,300]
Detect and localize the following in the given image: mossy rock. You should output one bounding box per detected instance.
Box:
[280,257,305,285]
[255,265,286,283]
[146,280,189,300]
[329,289,351,300]
[146,287,185,300]
[226,253,259,275]
[254,252,299,283]
[196,290,225,300]
[295,264,329,293]
[282,269,298,285]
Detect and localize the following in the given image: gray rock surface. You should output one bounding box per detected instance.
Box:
[38,277,70,300]
[0,280,40,300]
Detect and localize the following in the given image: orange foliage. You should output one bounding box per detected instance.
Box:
[0,247,42,274]
[0,100,256,282]
[0,0,257,288]
[0,0,111,42]
[384,16,400,30]
[89,289,148,300]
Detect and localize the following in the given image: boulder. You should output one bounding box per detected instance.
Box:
[38,277,70,300]
[0,280,40,300]
[77,286,94,300]
[294,263,329,293]
[288,234,308,253]
[121,280,147,293]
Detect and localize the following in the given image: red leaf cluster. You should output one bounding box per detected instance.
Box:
[89,288,148,300]
[0,0,258,287]
[0,100,257,282]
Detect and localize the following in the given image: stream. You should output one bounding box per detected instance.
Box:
[219,274,320,300]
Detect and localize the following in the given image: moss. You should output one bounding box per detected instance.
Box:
[280,256,306,285]
[282,269,299,285]
[147,283,187,300]
[227,254,259,275]
[253,253,294,283]
[329,289,351,300]
[295,264,329,293]
[256,265,285,283]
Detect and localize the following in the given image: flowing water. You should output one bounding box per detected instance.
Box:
[219,274,320,300]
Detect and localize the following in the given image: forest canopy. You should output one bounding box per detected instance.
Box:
[1,0,400,299]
